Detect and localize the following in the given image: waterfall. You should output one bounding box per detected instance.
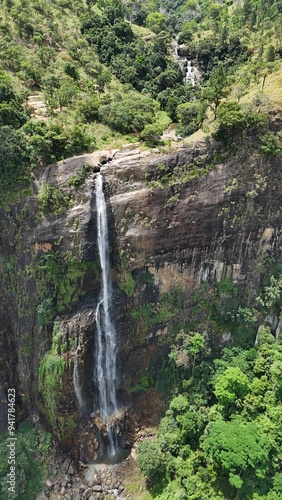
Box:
[185,60,195,87]
[73,339,85,414]
[94,173,118,456]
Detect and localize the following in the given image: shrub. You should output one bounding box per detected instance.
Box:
[213,101,267,145]
[137,441,166,482]
[176,101,207,136]
[0,422,52,499]
[259,131,281,156]
[38,183,69,214]
[140,123,163,145]
[265,44,275,62]
[99,92,159,133]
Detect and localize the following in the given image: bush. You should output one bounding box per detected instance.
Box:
[38,183,70,215]
[259,131,281,156]
[137,441,166,482]
[265,44,275,62]
[0,422,52,499]
[140,123,163,145]
[76,97,100,122]
[176,101,206,136]
[99,92,159,133]
[213,101,267,145]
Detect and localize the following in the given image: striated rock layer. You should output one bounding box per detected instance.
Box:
[0,142,281,458]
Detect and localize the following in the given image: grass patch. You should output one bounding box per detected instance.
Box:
[154,110,172,131]
[118,272,135,296]
[123,466,152,500]
[231,60,282,111]
[131,23,154,38]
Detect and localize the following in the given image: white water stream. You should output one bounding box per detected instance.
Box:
[73,339,85,414]
[185,60,195,86]
[95,173,118,455]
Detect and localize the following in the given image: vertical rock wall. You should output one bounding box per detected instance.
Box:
[0,143,281,459]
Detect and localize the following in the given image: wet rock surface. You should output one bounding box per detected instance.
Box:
[36,454,143,500]
[1,141,282,462]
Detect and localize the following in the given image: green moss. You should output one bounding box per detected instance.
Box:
[38,323,66,432]
[132,292,182,333]
[38,321,77,439]
[130,370,155,393]
[38,183,70,215]
[72,217,80,230]
[30,250,98,325]
[118,271,135,296]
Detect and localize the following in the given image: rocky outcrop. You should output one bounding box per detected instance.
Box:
[105,145,282,292]
[0,141,281,459]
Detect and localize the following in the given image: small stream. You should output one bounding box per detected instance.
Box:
[173,43,199,86]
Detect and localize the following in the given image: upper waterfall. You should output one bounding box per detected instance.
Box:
[185,60,195,87]
[94,172,118,456]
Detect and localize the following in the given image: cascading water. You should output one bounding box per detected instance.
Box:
[94,173,118,456]
[185,60,195,87]
[73,339,85,414]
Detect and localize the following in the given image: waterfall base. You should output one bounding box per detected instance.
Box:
[78,408,135,463]
[92,446,131,465]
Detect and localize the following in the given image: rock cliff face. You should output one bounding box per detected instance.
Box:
[0,141,281,458]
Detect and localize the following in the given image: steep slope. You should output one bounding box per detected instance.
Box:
[1,0,282,498]
[0,127,282,495]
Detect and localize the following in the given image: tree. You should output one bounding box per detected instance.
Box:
[146,12,165,33]
[202,63,229,117]
[0,70,28,128]
[140,123,163,145]
[214,366,250,409]
[171,330,207,374]
[99,92,158,133]
[137,441,166,482]
[213,101,266,146]
[266,44,275,62]
[96,70,112,94]
[57,81,78,110]
[76,97,100,122]
[0,126,30,181]
[204,418,271,491]
[156,70,181,91]
[259,132,281,157]
[176,102,206,136]
[188,333,205,375]
[0,71,16,102]
[64,63,79,81]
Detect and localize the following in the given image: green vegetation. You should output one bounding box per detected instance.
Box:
[213,101,268,147]
[38,322,66,429]
[67,162,92,188]
[0,0,281,207]
[137,269,282,498]
[131,370,155,393]
[118,271,135,296]
[1,0,282,497]
[132,291,182,334]
[38,321,77,439]
[38,183,70,215]
[30,250,98,325]
[145,151,224,190]
[0,421,52,499]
